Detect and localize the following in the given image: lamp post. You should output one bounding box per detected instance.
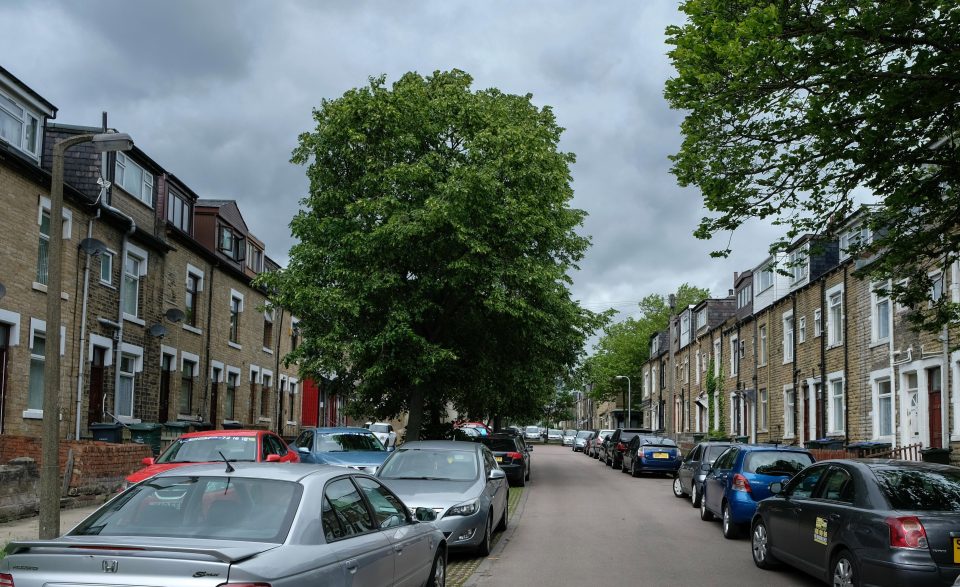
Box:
[41,132,133,539]
[615,375,632,428]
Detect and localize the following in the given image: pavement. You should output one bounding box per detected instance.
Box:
[0,502,104,544]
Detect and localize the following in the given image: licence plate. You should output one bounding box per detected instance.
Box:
[953,537,960,564]
[653,452,669,459]
[495,456,503,463]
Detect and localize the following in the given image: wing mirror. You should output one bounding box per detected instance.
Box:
[265,454,282,463]
[141,457,155,466]
[768,481,784,495]
[415,507,437,522]
[489,469,506,481]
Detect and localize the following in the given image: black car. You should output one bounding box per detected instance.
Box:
[752,459,960,586]
[673,441,734,507]
[621,435,681,477]
[604,428,652,470]
[475,433,531,487]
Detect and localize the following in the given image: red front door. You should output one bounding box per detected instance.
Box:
[929,366,943,448]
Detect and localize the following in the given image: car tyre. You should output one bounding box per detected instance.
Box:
[721,503,741,539]
[751,519,779,570]
[672,476,686,497]
[427,548,447,587]
[831,549,860,587]
[525,466,530,481]
[699,492,714,521]
[621,459,629,473]
[496,502,508,532]
[477,514,493,556]
[690,484,701,508]
[631,460,641,478]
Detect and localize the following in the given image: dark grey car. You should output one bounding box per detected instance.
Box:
[673,441,733,507]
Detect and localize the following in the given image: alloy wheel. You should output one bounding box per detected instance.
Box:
[673,476,684,497]
[690,484,699,508]
[752,523,768,564]
[431,552,446,587]
[832,554,856,587]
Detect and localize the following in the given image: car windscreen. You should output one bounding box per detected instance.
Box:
[703,445,730,463]
[640,436,677,446]
[875,468,960,511]
[479,438,518,452]
[619,432,640,443]
[156,436,257,463]
[525,426,540,433]
[318,432,384,452]
[744,451,813,476]
[563,430,576,435]
[378,449,479,481]
[576,431,592,438]
[73,476,301,543]
[549,429,561,435]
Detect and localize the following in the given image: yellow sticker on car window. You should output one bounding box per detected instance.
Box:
[814,517,828,545]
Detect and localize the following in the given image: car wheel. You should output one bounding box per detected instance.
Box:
[831,549,860,587]
[631,460,641,478]
[477,514,493,556]
[690,484,701,508]
[496,501,508,532]
[620,459,629,473]
[427,547,447,587]
[514,472,525,487]
[722,503,741,539]
[699,492,714,521]
[751,519,779,570]
[672,476,686,497]
[525,466,530,481]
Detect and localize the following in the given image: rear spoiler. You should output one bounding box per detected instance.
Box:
[6,539,274,563]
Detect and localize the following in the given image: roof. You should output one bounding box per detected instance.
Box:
[0,64,57,116]
[398,440,483,451]
[308,427,375,434]
[177,429,266,438]
[149,462,347,483]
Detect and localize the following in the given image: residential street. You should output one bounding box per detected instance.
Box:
[468,444,822,587]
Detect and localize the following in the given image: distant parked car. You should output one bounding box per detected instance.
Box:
[573,430,593,452]
[673,441,734,507]
[751,459,960,586]
[604,428,652,470]
[561,429,577,446]
[289,426,389,474]
[124,429,298,488]
[476,433,531,486]
[621,435,681,477]
[366,422,398,449]
[700,445,814,538]
[524,425,542,441]
[547,429,562,443]
[592,429,615,459]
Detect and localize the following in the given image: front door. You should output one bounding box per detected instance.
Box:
[814,383,824,439]
[158,354,172,423]
[88,347,106,426]
[0,324,9,432]
[928,367,943,448]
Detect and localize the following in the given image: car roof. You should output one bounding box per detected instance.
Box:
[306,427,374,434]
[177,429,263,439]
[399,440,482,451]
[733,444,812,453]
[819,458,959,473]
[148,462,344,483]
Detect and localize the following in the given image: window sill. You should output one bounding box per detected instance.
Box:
[286,421,297,426]
[869,339,889,349]
[262,347,274,355]
[116,416,141,424]
[223,419,240,426]
[99,281,116,290]
[22,409,43,420]
[257,417,272,423]
[782,359,794,365]
[31,283,70,300]
[827,342,843,350]
[228,341,242,350]
[182,324,202,335]
[176,414,202,422]
[783,433,795,440]
[123,314,145,326]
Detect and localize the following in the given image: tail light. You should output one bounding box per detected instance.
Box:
[616,442,626,452]
[732,473,752,493]
[887,516,928,549]
[0,573,14,587]
[506,452,523,461]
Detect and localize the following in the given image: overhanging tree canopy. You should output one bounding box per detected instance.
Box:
[259,70,606,439]
[665,0,959,332]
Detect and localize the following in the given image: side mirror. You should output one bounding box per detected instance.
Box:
[489,469,506,481]
[415,507,437,522]
[141,457,155,466]
[769,481,784,495]
[265,454,282,463]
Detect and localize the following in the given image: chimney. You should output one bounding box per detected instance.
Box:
[728,289,734,297]
[734,271,739,283]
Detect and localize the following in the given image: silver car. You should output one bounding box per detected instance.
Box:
[573,430,592,452]
[2,463,448,587]
[377,441,509,556]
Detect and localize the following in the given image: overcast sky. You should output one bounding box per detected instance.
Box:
[2,0,782,338]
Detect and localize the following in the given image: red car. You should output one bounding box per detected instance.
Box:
[124,429,299,487]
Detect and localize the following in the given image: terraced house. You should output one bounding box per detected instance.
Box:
[645,217,960,464]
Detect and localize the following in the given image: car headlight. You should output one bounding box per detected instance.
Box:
[447,498,480,517]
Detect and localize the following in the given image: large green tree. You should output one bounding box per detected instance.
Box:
[259,70,605,439]
[665,0,959,332]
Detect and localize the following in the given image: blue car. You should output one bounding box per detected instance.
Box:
[290,426,390,474]
[700,444,815,539]
[620,434,681,476]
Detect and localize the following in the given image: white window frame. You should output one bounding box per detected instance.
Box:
[813,308,822,338]
[759,388,768,432]
[782,311,794,364]
[38,197,73,239]
[122,243,149,323]
[756,267,774,292]
[115,151,154,207]
[930,270,945,306]
[713,339,721,377]
[783,384,796,439]
[0,87,42,158]
[798,316,806,344]
[696,309,706,329]
[729,335,739,376]
[790,248,808,284]
[758,324,768,366]
[0,309,22,347]
[871,369,895,442]
[99,250,115,286]
[871,281,891,345]
[826,283,844,347]
[827,371,845,435]
[229,289,244,349]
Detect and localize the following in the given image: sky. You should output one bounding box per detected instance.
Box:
[1,0,783,341]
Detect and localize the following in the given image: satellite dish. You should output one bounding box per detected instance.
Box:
[79,237,109,256]
[0,283,5,300]
[147,324,167,338]
[165,308,185,323]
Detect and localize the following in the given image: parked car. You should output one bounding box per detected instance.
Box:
[547,429,562,443]
[673,441,734,507]
[377,440,509,555]
[592,429,615,459]
[5,463,447,586]
[573,430,593,452]
[751,459,960,586]
[700,445,814,538]
[457,421,493,436]
[561,429,577,446]
[124,429,299,487]
[524,425,542,442]
[475,433,531,486]
[289,426,389,473]
[621,435,681,477]
[604,428,651,469]
[366,421,398,449]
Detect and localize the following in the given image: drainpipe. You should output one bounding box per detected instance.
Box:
[273,306,285,434]
[888,279,898,446]
[842,265,849,444]
[201,259,216,421]
[73,209,100,439]
[819,278,827,440]
[792,293,799,441]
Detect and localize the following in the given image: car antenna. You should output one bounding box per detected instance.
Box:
[218,450,235,473]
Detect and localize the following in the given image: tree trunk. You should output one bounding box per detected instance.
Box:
[492,415,502,431]
[406,385,425,441]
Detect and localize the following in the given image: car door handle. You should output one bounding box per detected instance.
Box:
[345,559,358,574]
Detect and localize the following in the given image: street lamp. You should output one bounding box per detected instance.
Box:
[41,131,133,539]
[615,375,631,428]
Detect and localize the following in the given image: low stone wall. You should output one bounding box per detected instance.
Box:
[0,458,40,523]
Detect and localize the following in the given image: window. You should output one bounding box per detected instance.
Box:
[756,267,774,292]
[876,377,893,438]
[829,376,845,433]
[798,316,807,344]
[291,320,300,351]
[787,465,827,499]
[324,478,374,538]
[355,477,407,529]
[180,359,196,415]
[166,190,191,233]
[759,389,768,431]
[99,251,114,285]
[185,273,200,327]
[0,89,41,157]
[117,354,136,418]
[840,226,871,261]
[696,309,706,329]
[783,313,794,363]
[820,468,855,502]
[871,283,891,343]
[246,242,263,273]
[814,308,822,337]
[218,224,245,261]
[790,249,808,283]
[680,314,690,345]
[115,152,154,206]
[229,295,242,344]
[827,287,844,346]
[36,209,50,285]
[225,371,238,420]
[737,285,752,309]
[260,374,272,418]
[713,339,721,376]
[651,336,659,355]
[263,309,274,349]
[931,271,944,304]
[758,325,767,365]
[730,336,739,376]
[784,387,796,438]
[28,329,45,411]
[123,252,144,317]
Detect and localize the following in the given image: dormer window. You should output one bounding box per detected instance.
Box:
[218,224,245,261]
[245,242,263,273]
[0,89,41,158]
[695,309,706,329]
[167,190,192,234]
[789,249,808,283]
[839,226,871,261]
[737,284,752,308]
[651,336,660,355]
[756,267,774,291]
[115,152,154,207]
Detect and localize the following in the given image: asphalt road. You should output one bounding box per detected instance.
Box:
[467,443,823,587]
